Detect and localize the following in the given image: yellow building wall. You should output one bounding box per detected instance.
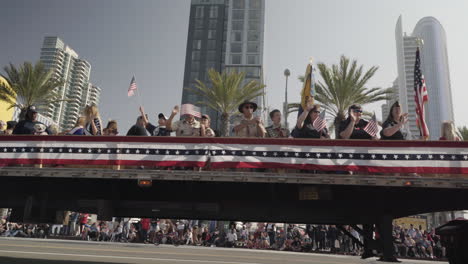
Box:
[0,76,15,122]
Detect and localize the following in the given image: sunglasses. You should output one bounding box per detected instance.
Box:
[244,105,255,109]
[353,109,363,113]
[312,110,321,114]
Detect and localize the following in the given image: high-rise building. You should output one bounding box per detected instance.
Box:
[395,16,454,140]
[39,36,100,131]
[181,0,265,131]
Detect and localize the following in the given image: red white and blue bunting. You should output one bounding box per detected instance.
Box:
[0,136,467,174]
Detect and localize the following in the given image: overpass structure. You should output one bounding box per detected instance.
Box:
[1,135,468,262]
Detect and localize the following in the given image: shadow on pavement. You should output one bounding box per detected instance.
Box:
[0,256,121,264]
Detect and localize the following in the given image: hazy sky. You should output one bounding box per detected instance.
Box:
[1,0,467,132]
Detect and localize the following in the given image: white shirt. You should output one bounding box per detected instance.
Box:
[226,232,237,242]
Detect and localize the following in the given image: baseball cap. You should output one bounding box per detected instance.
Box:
[27,105,38,113]
[158,113,168,120]
[201,114,210,120]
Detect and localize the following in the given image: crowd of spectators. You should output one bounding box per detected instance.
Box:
[0,214,446,260]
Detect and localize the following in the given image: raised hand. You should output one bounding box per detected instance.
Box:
[139,106,145,114]
[172,105,179,115]
[254,116,262,124]
[350,111,358,122]
[400,113,409,125]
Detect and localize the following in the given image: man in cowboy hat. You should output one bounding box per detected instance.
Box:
[233,101,266,138]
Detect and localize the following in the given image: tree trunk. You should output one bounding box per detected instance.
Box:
[334,112,346,139]
[220,113,230,137]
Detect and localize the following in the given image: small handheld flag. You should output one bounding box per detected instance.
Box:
[364,112,378,137]
[128,76,137,97]
[312,110,327,132]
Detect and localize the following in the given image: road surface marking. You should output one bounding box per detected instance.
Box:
[0,250,263,264]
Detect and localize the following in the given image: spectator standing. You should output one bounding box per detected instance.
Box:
[0,120,5,134]
[84,104,103,135]
[66,117,85,135]
[200,114,216,137]
[296,104,329,139]
[126,115,148,136]
[3,121,17,135]
[166,105,201,137]
[103,120,119,136]
[381,101,410,140]
[139,106,171,136]
[233,101,266,138]
[338,104,375,140]
[140,218,151,243]
[226,229,238,247]
[265,110,290,138]
[440,121,461,141]
[13,106,50,135]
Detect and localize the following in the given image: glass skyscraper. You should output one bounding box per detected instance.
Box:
[395,16,454,140]
[181,0,265,131]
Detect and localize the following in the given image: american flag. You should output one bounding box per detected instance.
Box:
[180,104,201,118]
[127,76,137,97]
[364,112,378,137]
[312,110,327,132]
[414,47,429,139]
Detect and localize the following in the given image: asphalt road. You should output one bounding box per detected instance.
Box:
[0,237,447,264]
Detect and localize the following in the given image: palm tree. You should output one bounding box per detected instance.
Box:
[187,68,266,136]
[0,61,64,120]
[458,126,468,140]
[298,56,392,137]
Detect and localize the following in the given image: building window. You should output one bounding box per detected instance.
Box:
[191,61,200,72]
[231,31,242,42]
[247,42,259,53]
[207,51,216,61]
[232,21,244,31]
[248,30,260,41]
[195,19,204,29]
[233,0,245,9]
[249,0,261,9]
[209,6,218,18]
[249,10,261,20]
[231,55,242,64]
[208,30,216,39]
[195,6,204,18]
[190,72,199,81]
[194,30,204,39]
[246,67,260,78]
[192,51,201,61]
[207,40,216,50]
[248,20,259,31]
[247,55,259,64]
[230,43,242,53]
[232,10,244,19]
[206,62,217,70]
[193,40,202,50]
[208,20,217,29]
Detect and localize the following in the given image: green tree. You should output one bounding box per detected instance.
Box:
[458,126,468,140]
[298,56,392,137]
[0,62,63,120]
[187,68,266,136]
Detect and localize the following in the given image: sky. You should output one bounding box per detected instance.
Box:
[1,0,468,132]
